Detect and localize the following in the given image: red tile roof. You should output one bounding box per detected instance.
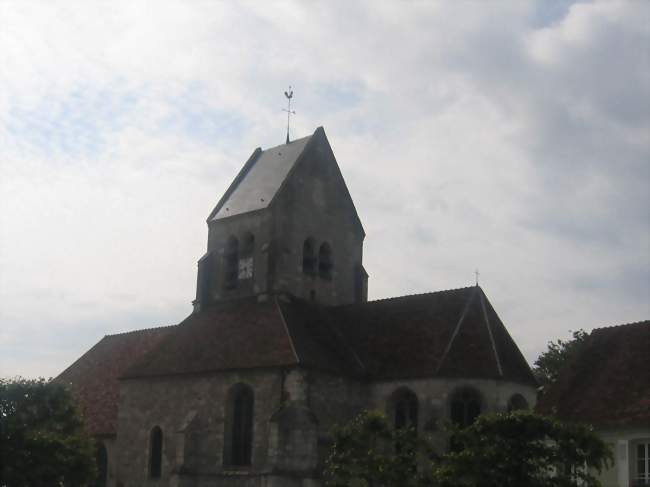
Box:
[59,287,536,435]
[56,326,176,436]
[121,297,298,378]
[120,287,535,385]
[319,286,535,383]
[536,320,650,428]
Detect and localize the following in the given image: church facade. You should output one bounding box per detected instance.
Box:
[58,127,537,487]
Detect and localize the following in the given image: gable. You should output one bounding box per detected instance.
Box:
[206,127,364,236]
[274,126,364,237]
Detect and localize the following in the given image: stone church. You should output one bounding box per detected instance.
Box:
[58,127,537,487]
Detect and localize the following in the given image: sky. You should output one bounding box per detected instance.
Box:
[0,0,648,379]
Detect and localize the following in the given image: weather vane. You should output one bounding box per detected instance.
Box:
[283,86,295,144]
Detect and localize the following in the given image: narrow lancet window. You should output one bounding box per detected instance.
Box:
[318,242,332,279]
[238,233,255,280]
[302,238,316,275]
[224,236,239,289]
[149,426,163,478]
[225,384,254,466]
[96,444,108,487]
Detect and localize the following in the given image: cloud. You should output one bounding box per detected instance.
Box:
[0,0,648,378]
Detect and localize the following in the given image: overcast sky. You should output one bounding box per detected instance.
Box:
[1,0,648,379]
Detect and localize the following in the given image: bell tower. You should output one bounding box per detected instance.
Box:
[194,127,367,311]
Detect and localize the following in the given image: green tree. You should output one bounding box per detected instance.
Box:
[533,329,589,386]
[324,410,436,487]
[325,410,612,487]
[0,377,97,487]
[435,411,612,487]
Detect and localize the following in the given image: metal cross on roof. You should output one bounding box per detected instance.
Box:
[283,86,295,144]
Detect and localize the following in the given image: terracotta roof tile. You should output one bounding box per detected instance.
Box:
[56,326,176,436]
[121,296,298,378]
[59,287,536,435]
[536,320,650,428]
[277,287,535,384]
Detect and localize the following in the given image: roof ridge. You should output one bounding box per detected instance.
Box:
[261,134,312,152]
[435,286,478,374]
[479,289,503,377]
[592,319,650,333]
[105,324,177,338]
[356,286,477,307]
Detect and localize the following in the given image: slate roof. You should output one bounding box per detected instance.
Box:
[535,320,650,428]
[60,287,536,435]
[208,134,312,221]
[56,326,176,436]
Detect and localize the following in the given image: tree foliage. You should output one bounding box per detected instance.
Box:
[0,377,97,487]
[324,410,436,487]
[435,411,612,487]
[533,329,589,386]
[325,410,612,487]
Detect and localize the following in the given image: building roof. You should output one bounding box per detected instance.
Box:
[208,134,312,221]
[55,326,176,436]
[122,286,535,386]
[61,287,536,435]
[535,320,650,428]
[321,286,536,384]
[121,297,298,378]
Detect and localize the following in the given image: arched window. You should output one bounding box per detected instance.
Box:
[149,426,163,478]
[507,393,529,412]
[318,242,332,279]
[238,233,255,280]
[391,388,419,431]
[450,387,482,428]
[302,238,316,275]
[224,236,239,289]
[95,443,108,487]
[225,384,254,466]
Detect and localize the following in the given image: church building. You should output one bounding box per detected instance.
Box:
[58,127,537,487]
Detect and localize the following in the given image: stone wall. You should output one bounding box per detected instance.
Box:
[112,366,536,486]
[114,369,283,487]
[368,377,538,452]
[271,136,364,306]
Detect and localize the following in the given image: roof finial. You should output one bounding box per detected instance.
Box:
[475,269,480,286]
[283,86,295,144]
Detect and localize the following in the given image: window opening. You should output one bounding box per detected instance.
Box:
[318,242,332,279]
[224,237,239,289]
[95,444,108,487]
[393,389,418,431]
[149,426,163,478]
[507,394,529,412]
[227,385,254,466]
[450,388,482,428]
[638,442,650,485]
[238,234,254,280]
[302,238,316,275]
